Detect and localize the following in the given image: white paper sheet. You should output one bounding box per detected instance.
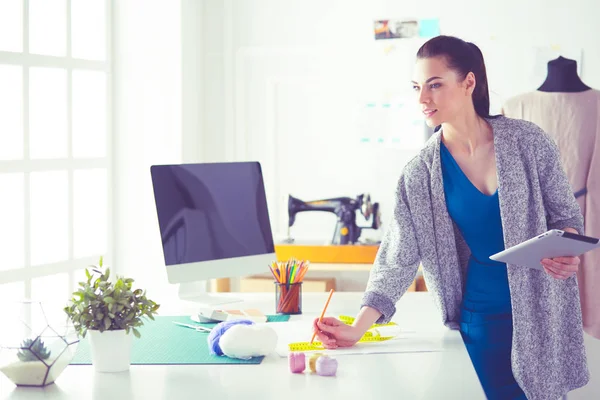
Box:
[267,321,445,357]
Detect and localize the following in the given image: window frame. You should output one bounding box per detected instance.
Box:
[0,0,113,301]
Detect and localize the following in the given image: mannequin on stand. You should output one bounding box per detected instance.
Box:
[537,56,591,93]
[502,54,600,342]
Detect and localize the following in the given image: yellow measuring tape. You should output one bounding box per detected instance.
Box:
[288,315,398,352]
[338,315,397,328]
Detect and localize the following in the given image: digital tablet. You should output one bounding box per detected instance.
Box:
[489,229,600,270]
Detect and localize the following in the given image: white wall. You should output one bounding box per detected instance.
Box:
[112,0,182,305]
[188,0,600,398]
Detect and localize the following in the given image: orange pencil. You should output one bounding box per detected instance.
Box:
[310,288,334,344]
[268,265,280,283]
[297,266,309,282]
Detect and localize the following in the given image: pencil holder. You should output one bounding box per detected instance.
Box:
[275,282,303,315]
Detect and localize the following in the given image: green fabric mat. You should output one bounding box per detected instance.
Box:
[70,314,290,365]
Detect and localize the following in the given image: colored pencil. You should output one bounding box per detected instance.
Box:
[310,288,334,344]
[269,259,309,285]
[270,259,311,314]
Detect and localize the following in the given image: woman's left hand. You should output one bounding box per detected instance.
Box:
[541,256,580,280]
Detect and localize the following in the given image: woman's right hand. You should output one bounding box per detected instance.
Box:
[312,317,363,349]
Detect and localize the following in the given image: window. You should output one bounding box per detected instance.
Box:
[0,0,111,305]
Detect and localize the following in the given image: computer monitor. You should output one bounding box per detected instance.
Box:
[150,161,276,305]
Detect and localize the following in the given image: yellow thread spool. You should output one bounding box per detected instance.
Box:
[308,353,323,372]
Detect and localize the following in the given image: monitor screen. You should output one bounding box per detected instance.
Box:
[150,162,275,266]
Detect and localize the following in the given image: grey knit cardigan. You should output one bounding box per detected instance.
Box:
[362,115,589,400]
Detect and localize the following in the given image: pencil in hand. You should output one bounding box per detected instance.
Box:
[310,288,334,344]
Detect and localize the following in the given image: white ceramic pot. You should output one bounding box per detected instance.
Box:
[88,330,132,373]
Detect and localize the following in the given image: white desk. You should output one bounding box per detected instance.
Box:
[0,292,485,400]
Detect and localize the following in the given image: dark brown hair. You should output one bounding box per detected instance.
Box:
[417,35,493,119]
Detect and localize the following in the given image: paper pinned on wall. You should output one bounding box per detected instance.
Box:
[374,18,440,41]
[374,19,419,40]
[418,19,440,38]
[355,97,427,150]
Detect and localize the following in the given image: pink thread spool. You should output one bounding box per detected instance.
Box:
[288,352,306,373]
[316,355,338,376]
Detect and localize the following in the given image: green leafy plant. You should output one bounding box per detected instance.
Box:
[17,338,51,362]
[63,256,160,339]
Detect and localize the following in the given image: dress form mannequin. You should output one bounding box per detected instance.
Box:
[503,57,600,340]
[537,56,591,93]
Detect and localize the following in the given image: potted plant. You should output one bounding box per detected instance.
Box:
[64,257,160,372]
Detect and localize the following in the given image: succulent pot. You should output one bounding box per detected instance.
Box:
[0,301,79,387]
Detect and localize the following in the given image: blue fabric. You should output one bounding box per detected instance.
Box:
[440,141,527,400]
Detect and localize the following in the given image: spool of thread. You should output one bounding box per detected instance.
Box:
[316,355,338,376]
[308,353,323,373]
[288,352,305,373]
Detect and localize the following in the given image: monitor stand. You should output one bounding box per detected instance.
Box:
[177,281,243,307]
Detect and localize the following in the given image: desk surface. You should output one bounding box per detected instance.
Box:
[0,292,485,400]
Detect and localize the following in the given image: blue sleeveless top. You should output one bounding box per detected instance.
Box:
[440,141,512,314]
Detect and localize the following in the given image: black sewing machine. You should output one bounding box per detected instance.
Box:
[287,194,381,245]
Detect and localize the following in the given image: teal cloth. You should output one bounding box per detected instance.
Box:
[70,314,290,365]
[441,141,527,399]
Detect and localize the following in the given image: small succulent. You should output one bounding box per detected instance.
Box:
[63,256,160,338]
[17,338,51,362]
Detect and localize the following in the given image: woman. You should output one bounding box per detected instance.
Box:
[312,36,589,400]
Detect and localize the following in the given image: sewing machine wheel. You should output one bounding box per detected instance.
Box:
[372,203,382,229]
[361,194,373,219]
